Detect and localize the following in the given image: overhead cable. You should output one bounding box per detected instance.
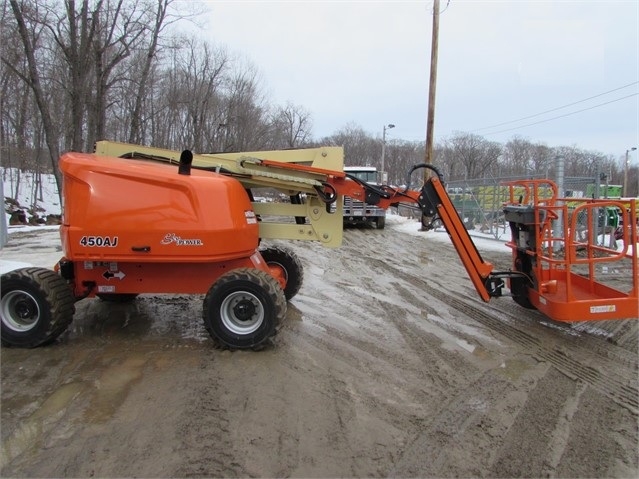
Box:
[480,92,638,136]
[471,81,639,133]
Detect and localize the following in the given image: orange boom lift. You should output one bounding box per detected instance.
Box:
[1,142,637,348]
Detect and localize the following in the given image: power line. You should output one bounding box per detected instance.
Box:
[480,92,638,136]
[471,81,639,132]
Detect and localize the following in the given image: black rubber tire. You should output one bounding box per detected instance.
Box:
[260,246,304,300]
[511,277,535,309]
[97,293,139,303]
[376,216,386,229]
[1,267,75,348]
[511,254,536,310]
[202,268,286,349]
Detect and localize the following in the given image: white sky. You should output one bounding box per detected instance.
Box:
[200,1,638,160]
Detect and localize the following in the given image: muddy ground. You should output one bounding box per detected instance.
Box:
[1,218,638,478]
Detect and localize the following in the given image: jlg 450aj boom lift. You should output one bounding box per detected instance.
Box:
[1,141,637,348]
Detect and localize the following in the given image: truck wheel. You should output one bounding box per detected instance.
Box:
[1,267,75,348]
[203,268,286,349]
[376,216,386,229]
[97,293,139,303]
[260,246,304,300]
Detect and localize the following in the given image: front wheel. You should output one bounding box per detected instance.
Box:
[203,268,286,349]
[376,216,386,229]
[1,267,75,347]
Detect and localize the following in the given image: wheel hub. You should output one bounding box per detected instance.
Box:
[1,291,40,332]
[233,299,256,322]
[15,298,36,318]
[219,291,265,335]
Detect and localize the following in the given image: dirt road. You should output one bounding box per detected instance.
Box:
[1,219,637,477]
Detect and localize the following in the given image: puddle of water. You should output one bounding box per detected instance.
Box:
[427,313,504,348]
[71,295,211,343]
[455,338,476,353]
[84,356,147,423]
[416,312,504,368]
[497,358,532,381]
[1,382,85,466]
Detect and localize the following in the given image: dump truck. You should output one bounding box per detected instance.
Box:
[1,141,637,349]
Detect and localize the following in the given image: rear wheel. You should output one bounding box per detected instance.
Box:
[203,268,286,349]
[260,246,303,300]
[1,267,75,347]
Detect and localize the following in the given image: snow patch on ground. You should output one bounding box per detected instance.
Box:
[386,211,511,254]
[0,225,61,273]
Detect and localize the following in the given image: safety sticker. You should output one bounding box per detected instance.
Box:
[590,305,616,314]
[103,270,125,280]
[245,210,257,224]
[97,285,116,293]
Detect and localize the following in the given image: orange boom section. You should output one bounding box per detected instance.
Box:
[59,152,260,264]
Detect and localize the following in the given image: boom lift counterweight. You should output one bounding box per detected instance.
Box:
[1,142,637,349]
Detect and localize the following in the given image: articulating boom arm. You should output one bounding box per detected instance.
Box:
[324,162,509,303]
[94,141,509,304]
[387,164,508,303]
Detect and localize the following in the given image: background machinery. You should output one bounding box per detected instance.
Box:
[341,166,387,229]
[1,141,637,349]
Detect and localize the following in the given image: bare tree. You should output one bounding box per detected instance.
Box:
[529,142,553,178]
[86,0,150,150]
[270,102,313,149]
[7,0,63,191]
[446,132,502,180]
[220,65,270,151]
[128,0,189,145]
[322,123,378,166]
[502,137,535,176]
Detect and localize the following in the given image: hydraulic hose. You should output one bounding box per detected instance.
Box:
[344,174,392,199]
[314,182,337,204]
[402,163,445,193]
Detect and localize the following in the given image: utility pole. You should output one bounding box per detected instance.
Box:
[424,0,440,171]
[420,0,440,230]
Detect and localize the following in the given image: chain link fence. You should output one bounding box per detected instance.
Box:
[396,174,622,244]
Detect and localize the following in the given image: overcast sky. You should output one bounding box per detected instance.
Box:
[202,1,638,161]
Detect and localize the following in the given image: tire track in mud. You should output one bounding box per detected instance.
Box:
[390,365,526,477]
[173,356,247,478]
[287,229,638,415]
[366,256,639,415]
[382,301,475,397]
[422,254,639,371]
[282,305,444,431]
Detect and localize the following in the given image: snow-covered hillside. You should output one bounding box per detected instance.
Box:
[2,168,62,221]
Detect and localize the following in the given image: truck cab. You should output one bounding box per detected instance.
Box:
[341,166,387,229]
